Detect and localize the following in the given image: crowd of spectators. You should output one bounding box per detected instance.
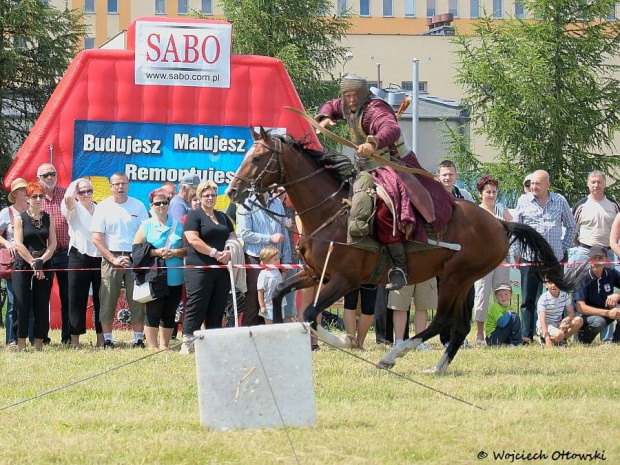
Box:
[1,161,619,352]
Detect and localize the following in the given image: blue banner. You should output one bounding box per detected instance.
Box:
[73,120,251,206]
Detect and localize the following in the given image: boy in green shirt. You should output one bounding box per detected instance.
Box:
[485,283,525,346]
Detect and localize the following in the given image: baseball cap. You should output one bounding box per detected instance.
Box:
[494,283,512,293]
[523,173,533,187]
[588,246,608,259]
[179,173,200,187]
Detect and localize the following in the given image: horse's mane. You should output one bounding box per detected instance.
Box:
[271,133,357,182]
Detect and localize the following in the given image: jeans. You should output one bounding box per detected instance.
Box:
[520,264,543,340]
[577,314,611,344]
[486,313,522,346]
[4,279,16,344]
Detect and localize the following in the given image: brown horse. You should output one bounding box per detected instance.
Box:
[227,129,580,374]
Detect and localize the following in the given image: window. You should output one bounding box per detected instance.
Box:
[470,0,479,18]
[427,0,436,17]
[202,0,212,14]
[402,81,428,93]
[155,0,165,14]
[84,37,95,49]
[449,0,458,17]
[515,1,525,18]
[360,0,370,16]
[85,0,95,13]
[607,3,617,20]
[337,0,347,14]
[405,0,415,17]
[383,0,393,16]
[107,0,118,14]
[179,0,188,14]
[492,0,503,18]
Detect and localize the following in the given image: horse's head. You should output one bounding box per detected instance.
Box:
[227,127,283,204]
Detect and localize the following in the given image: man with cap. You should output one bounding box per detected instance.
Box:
[316,74,451,291]
[573,246,620,344]
[523,173,533,194]
[169,173,200,221]
[37,162,71,344]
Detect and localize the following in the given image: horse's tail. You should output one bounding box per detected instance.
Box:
[500,220,586,292]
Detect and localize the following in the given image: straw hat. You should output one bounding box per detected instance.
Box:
[7,178,27,203]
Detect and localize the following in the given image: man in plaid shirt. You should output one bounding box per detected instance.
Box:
[512,170,576,343]
[37,163,70,345]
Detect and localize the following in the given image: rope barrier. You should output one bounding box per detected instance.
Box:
[0,336,198,412]
[310,325,487,411]
[2,258,616,274]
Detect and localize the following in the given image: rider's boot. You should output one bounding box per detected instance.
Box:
[385,242,408,291]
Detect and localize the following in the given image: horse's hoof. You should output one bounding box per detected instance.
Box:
[340,334,358,349]
[422,366,442,375]
[377,359,395,370]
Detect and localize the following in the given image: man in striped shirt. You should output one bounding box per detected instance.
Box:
[536,280,582,348]
[512,170,577,342]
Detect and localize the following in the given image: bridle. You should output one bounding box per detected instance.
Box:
[233,136,346,217]
[232,135,359,245]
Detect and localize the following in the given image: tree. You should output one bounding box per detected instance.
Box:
[452,0,620,203]
[217,0,352,111]
[0,0,86,175]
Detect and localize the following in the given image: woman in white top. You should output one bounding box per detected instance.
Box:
[473,175,513,344]
[61,178,102,348]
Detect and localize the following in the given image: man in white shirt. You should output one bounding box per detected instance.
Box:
[92,173,149,348]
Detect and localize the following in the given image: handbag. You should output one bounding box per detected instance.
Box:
[133,281,155,303]
[132,220,178,304]
[0,208,15,280]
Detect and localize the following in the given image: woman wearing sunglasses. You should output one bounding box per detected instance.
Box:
[13,181,57,351]
[62,178,102,348]
[132,188,186,350]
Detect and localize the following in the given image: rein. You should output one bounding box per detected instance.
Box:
[235,134,369,247]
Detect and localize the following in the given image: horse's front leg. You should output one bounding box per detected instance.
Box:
[302,278,357,348]
[272,270,317,324]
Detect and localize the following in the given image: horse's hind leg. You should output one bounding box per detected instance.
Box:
[272,271,317,324]
[423,300,470,375]
[378,318,448,369]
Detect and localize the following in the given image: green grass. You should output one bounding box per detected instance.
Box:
[1,329,618,464]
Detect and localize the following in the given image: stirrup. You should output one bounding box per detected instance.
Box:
[385,267,407,291]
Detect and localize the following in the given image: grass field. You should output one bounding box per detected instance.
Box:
[1,328,618,464]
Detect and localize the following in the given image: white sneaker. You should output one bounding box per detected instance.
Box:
[476,339,487,346]
[416,342,432,351]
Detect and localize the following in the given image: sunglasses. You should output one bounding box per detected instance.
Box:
[39,172,56,179]
[78,189,93,195]
[152,200,169,206]
[523,181,531,188]
[30,194,45,200]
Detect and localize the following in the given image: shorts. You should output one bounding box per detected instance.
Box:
[388,277,438,311]
[536,322,562,339]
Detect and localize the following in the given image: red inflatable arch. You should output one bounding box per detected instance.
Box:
[4,17,319,330]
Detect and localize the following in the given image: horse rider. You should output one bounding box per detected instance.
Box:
[315,74,437,291]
